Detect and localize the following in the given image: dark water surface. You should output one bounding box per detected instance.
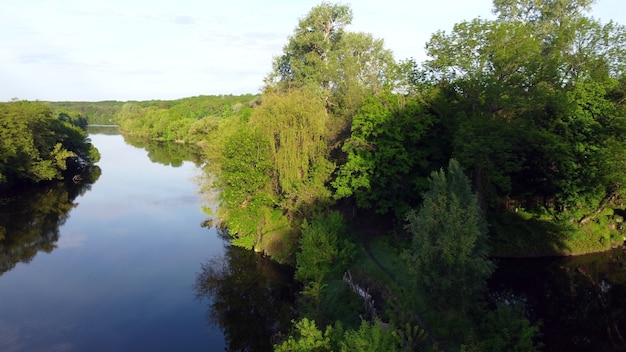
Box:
[0,132,227,351]
[490,248,626,351]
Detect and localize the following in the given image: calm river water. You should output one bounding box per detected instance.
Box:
[489,248,626,351]
[0,130,295,352]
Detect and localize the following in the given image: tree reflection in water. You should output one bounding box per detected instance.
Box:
[122,134,205,168]
[194,237,297,352]
[0,167,101,275]
[489,249,626,352]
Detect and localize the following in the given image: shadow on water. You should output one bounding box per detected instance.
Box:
[194,231,298,352]
[489,247,626,351]
[0,168,101,275]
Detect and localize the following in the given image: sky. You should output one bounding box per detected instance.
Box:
[1,0,624,102]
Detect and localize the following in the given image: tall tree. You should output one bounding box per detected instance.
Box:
[249,89,334,217]
[217,125,274,249]
[406,159,494,312]
[265,3,398,144]
[267,3,353,93]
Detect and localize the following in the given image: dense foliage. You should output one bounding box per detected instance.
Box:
[0,101,100,186]
[115,94,256,144]
[108,0,626,350]
[49,101,125,125]
[421,0,626,255]
[406,159,494,313]
[275,318,406,352]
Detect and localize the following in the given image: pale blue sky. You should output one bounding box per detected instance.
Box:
[1,0,624,101]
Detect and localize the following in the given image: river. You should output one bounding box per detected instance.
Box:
[489,248,626,351]
[0,129,295,352]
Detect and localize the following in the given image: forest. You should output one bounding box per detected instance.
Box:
[0,100,100,188]
[4,0,626,350]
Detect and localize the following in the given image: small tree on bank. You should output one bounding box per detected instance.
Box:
[406,159,494,312]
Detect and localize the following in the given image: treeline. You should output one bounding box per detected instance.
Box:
[115,94,257,144]
[49,100,125,125]
[216,1,625,349]
[0,101,100,186]
[115,1,626,350]
[211,1,625,259]
[211,0,626,256]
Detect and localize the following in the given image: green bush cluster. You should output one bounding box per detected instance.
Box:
[0,101,100,186]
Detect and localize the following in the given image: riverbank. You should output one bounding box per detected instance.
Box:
[489,210,625,257]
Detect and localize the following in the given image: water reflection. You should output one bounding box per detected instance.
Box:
[195,234,297,352]
[87,124,120,135]
[0,132,231,351]
[122,134,205,167]
[0,170,100,275]
[489,249,626,351]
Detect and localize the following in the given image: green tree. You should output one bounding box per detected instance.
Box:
[492,0,595,28]
[249,90,334,217]
[275,318,333,352]
[465,304,541,352]
[330,31,398,116]
[295,212,354,314]
[0,101,99,185]
[275,318,408,352]
[267,2,353,93]
[266,3,398,145]
[332,93,439,215]
[217,125,274,249]
[339,320,406,352]
[405,159,494,312]
[421,0,626,254]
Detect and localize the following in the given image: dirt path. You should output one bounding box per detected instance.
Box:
[357,229,442,350]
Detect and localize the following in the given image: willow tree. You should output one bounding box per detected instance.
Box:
[249,90,334,216]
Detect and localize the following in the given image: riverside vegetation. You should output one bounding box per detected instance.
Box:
[0,100,100,187]
[8,0,626,350]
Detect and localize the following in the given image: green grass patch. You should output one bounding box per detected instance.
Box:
[348,234,424,325]
[366,236,414,286]
[489,210,621,257]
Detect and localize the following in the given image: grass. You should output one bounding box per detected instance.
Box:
[489,210,622,257]
[347,233,438,348]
